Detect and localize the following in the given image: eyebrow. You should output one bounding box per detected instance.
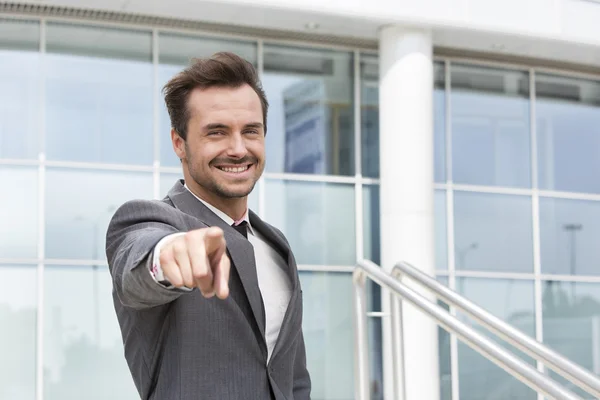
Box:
[203,122,264,131]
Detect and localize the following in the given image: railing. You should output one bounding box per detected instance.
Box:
[353,259,600,400]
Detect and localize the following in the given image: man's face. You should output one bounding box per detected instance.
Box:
[172,84,265,200]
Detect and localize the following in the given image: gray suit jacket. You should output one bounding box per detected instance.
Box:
[105,180,311,400]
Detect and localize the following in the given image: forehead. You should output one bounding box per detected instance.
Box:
[187,84,262,122]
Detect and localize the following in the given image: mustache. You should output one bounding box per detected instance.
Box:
[210,156,258,166]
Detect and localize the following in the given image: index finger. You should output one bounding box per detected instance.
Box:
[203,227,226,259]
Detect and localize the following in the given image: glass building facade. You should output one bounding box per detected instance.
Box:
[2,15,600,400]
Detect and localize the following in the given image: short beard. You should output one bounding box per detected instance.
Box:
[184,145,259,199]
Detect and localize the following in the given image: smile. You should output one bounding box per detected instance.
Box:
[216,165,251,173]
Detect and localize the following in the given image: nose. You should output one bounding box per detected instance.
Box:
[226,132,248,159]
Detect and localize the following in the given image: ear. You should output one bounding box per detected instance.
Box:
[171,128,186,160]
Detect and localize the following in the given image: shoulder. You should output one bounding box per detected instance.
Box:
[107,197,180,231]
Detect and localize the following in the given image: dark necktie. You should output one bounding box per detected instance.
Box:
[232,220,248,239]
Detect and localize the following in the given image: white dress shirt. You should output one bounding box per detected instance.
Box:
[150,185,292,360]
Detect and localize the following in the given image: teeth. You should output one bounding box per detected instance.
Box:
[220,166,249,173]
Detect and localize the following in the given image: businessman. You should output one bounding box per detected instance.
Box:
[105,52,311,400]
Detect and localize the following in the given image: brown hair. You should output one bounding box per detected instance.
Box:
[162,51,268,140]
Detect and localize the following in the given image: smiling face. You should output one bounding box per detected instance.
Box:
[172,84,265,217]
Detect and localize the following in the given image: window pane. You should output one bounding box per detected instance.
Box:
[457,278,536,400]
[543,281,600,399]
[300,271,354,399]
[359,57,445,180]
[435,189,448,271]
[451,64,531,188]
[263,45,354,175]
[264,179,355,265]
[537,74,600,194]
[363,184,380,265]
[540,197,600,276]
[0,166,37,259]
[454,192,533,273]
[0,265,36,400]
[360,54,379,178]
[45,168,153,260]
[44,265,138,400]
[45,23,153,165]
[158,34,258,167]
[160,172,258,215]
[0,19,40,159]
[434,62,446,183]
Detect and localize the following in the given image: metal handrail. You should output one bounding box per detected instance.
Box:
[353,259,588,400]
[392,260,600,399]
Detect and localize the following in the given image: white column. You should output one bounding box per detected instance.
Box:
[379,25,439,400]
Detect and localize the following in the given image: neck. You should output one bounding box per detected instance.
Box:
[185,180,248,222]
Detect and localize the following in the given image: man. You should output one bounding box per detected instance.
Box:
[105,52,311,400]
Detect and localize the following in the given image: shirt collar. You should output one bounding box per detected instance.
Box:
[183,183,253,234]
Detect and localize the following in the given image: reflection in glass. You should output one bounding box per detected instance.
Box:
[299,271,354,400]
[158,34,258,167]
[454,191,533,273]
[360,54,379,178]
[457,278,536,400]
[359,57,445,180]
[368,316,384,400]
[540,197,600,276]
[263,45,354,175]
[264,179,355,265]
[44,265,138,400]
[45,168,153,260]
[159,172,259,215]
[542,281,600,398]
[451,64,531,188]
[0,167,38,259]
[537,74,600,194]
[0,19,40,159]
[45,23,153,165]
[0,265,36,400]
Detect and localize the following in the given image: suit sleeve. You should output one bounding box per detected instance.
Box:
[293,331,312,399]
[105,199,191,310]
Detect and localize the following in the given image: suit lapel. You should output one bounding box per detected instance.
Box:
[249,211,303,363]
[167,181,267,344]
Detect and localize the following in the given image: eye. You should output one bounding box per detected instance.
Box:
[244,129,259,135]
[207,131,224,136]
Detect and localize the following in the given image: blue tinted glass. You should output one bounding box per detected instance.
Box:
[542,281,600,399]
[537,74,600,194]
[158,34,257,167]
[539,197,600,276]
[434,63,446,183]
[44,265,138,400]
[454,191,533,273]
[264,179,355,265]
[45,23,153,165]
[435,189,448,270]
[457,278,536,400]
[0,19,40,159]
[263,45,354,176]
[0,166,38,259]
[45,168,153,260]
[363,184,380,265]
[299,271,354,399]
[0,264,37,400]
[451,64,531,188]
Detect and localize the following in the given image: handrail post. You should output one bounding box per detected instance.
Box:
[390,269,406,400]
[353,269,371,400]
